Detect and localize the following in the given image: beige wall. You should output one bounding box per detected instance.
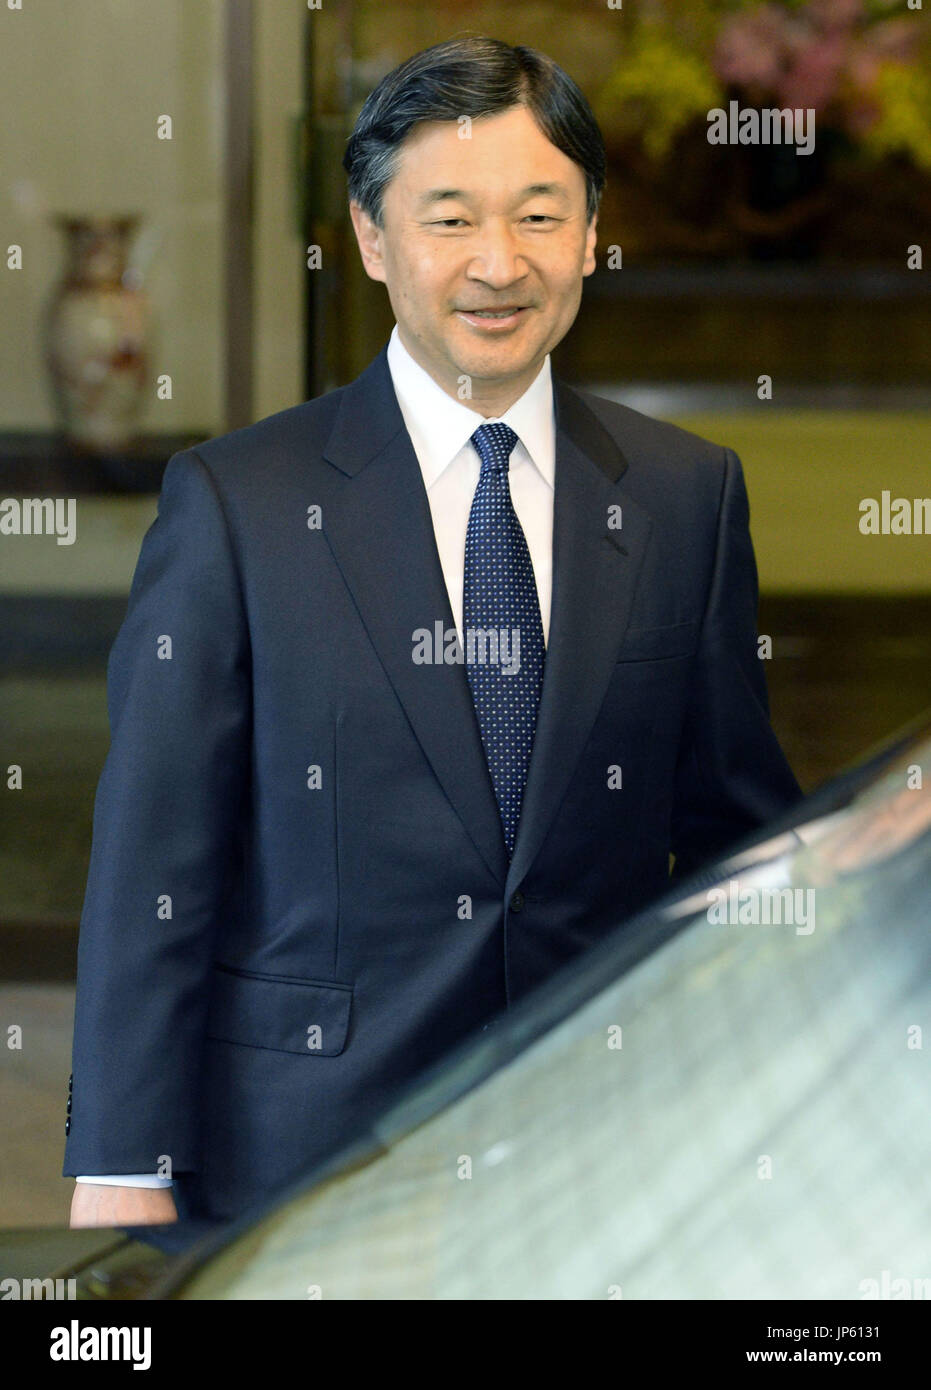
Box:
[253,0,304,419]
[0,0,304,435]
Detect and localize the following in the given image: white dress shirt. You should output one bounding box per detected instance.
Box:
[386,322,555,646]
[76,323,556,1189]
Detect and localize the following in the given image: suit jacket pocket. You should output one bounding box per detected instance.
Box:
[615,620,698,664]
[206,964,353,1056]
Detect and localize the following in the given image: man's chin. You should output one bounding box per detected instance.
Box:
[445,337,544,388]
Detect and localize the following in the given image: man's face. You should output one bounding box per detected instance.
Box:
[350,104,597,412]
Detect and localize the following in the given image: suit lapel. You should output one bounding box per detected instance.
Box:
[504,378,653,897]
[318,347,653,896]
[319,348,510,886]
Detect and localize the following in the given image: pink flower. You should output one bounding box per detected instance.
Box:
[846,47,881,95]
[807,0,863,36]
[868,19,917,64]
[714,6,793,91]
[710,0,921,136]
[778,33,849,110]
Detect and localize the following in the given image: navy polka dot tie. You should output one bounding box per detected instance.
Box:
[463,422,545,858]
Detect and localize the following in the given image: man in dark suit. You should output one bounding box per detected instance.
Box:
[66,36,801,1227]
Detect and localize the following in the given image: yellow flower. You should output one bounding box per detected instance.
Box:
[596,29,724,161]
[861,61,931,172]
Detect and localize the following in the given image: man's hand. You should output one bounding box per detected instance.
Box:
[70,1183,178,1228]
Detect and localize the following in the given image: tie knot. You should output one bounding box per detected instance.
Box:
[471,422,519,475]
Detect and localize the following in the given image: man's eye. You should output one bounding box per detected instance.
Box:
[430,216,556,228]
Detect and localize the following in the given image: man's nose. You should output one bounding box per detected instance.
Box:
[466,219,529,287]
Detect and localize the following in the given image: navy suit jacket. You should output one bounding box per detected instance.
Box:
[63,345,802,1220]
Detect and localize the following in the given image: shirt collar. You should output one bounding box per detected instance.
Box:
[385,322,555,490]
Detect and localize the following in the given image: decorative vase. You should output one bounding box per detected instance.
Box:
[43,215,151,452]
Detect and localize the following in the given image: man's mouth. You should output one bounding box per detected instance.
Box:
[463,307,523,317]
[456,306,530,328]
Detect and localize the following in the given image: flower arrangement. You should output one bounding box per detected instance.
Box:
[595,0,931,171]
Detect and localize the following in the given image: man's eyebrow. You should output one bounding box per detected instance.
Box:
[415,182,572,208]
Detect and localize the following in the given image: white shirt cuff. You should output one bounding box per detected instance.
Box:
[74,1174,174,1187]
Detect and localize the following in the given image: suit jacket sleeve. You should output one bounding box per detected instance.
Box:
[669,446,802,881]
[63,448,251,1177]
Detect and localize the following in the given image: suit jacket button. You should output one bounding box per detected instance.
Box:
[66,1097,72,1113]
[509,890,524,912]
[64,1117,71,1135]
[68,1074,73,1091]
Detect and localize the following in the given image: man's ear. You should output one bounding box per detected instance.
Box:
[349,200,388,284]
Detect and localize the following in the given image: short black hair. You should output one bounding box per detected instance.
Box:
[343,36,606,228]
